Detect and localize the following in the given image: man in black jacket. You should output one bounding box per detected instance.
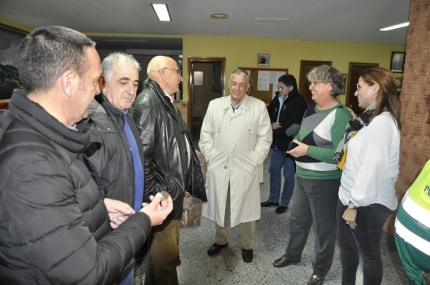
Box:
[261,74,307,214]
[133,55,207,285]
[0,26,172,285]
[85,52,145,284]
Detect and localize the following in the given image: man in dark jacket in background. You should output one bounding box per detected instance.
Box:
[0,26,172,285]
[261,74,307,214]
[133,55,207,285]
[85,52,145,284]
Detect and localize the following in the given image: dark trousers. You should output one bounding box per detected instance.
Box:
[145,219,181,285]
[336,199,392,285]
[285,175,340,276]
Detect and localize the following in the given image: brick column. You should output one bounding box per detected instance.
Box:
[385,0,430,235]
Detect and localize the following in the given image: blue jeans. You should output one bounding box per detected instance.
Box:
[118,262,134,285]
[268,147,295,207]
[336,199,392,285]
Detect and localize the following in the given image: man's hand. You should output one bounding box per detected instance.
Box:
[104,198,135,229]
[139,193,173,226]
[272,122,281,130]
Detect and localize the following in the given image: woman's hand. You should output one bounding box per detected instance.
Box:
[347,107,357,120]
[286,139,308,158]
[343,208,358,229]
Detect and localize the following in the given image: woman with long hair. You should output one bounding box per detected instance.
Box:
[335,67,401,284]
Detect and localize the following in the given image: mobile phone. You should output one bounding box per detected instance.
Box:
[287,141,298,151]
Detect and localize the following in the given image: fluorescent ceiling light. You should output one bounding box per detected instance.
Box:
[152,4,171,21]
[379,22,409,31]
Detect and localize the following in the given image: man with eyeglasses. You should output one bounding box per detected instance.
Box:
[132,55,207,285]
[261,74,307,214]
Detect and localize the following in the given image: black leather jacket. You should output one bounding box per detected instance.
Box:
[133,80,207,220]
[267,89,308,151]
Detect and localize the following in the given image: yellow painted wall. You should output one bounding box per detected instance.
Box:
[182,35,406,104]
[0,18,406,105]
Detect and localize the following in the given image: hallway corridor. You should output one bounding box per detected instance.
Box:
[176,156,408,284]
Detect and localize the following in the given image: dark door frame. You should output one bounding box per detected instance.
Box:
[299,60,332,105]
[187,57,226,136]
[346,62,379,115]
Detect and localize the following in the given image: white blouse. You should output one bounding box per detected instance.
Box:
[338,112,400,210]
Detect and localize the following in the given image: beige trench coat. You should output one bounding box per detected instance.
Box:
[199,95,272,228]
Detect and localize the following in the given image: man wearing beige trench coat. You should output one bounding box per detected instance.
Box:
[199,69,272,263]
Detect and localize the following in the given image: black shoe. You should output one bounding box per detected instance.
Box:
[273,255,299,267]
[242,248,253,263]
[275,205,288,214]
[308,274,324,285]
[261,200,279,207]
[207,243,228,256]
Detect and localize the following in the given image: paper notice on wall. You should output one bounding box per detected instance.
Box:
[257,71,270,91]
[257,70,286,92]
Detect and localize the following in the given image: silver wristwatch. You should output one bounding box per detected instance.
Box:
[348,200,358,209]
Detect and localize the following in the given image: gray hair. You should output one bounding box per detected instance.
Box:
[102,52,141,82]
[16,26,95,93]
[306,65,345,97]
[229,68,251,85]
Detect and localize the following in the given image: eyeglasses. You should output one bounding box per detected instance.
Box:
[162,67,182,75]
[356,82,372,91]
[308,81,325,87]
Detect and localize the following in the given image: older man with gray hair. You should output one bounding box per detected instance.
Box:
[84,52,145,285]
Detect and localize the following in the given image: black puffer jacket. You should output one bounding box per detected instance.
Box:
[0,90,151,285]
[83,94,145,208]
[133,80,207,220]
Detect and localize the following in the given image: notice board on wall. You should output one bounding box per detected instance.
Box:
[239,67,288,104]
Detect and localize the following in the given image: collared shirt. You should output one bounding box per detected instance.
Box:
[276,95,288,123]
[231,98,243,113]
[65,124,78,131]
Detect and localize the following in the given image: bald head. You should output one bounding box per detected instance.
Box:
[147,55,183,95]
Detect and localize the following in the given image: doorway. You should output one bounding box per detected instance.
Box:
[346,62,379,115]
[188,57,226,144]
[299,60,332,105]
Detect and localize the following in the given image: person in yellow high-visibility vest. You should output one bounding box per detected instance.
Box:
[395,159,430,285]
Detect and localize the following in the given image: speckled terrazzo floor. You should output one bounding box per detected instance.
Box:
[175,152,408,285]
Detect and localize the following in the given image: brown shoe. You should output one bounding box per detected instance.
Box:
[308,274,324,285]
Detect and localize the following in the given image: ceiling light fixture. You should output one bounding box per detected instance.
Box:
[211,13,228,19]
[152,4,171,21]
[379,22,409,31]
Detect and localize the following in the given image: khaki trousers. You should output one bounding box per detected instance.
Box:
[144,219,181,285]
[215,187,255,250]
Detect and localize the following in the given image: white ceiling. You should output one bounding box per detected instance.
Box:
[0,0,410,51]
